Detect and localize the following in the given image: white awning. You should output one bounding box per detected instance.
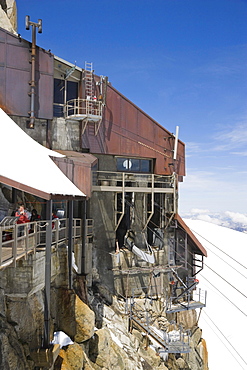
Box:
[0,108,85,199]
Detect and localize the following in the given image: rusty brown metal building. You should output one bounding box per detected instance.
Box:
[0,24,206,299]
[0,26,185,180]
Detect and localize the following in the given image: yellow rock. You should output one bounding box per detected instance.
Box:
[75,296,95,343]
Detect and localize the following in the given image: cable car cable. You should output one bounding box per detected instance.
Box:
[187,226,247,271]
[200,275,247,317]
[203,311,247,367]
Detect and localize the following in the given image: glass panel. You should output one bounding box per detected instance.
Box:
[117,158,127,171]
[54,78,65,117]
[129,159,140,171]
[140,159,151,173]
[117,157,152,173]
[54,78,65,104]
[67,81,78,101]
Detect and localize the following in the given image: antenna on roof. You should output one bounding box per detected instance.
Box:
[173,126,179,160]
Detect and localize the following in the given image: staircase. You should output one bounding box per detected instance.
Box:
[127,296,191,354]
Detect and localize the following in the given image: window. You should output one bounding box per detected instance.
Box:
[53,78,78,117]
[116,157,152,173]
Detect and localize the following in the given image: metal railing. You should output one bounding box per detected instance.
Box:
[126,287,191,353]
[92,171,176,189]
[0,218,82,269]
[65,98,103,119]
[166,287,207,313]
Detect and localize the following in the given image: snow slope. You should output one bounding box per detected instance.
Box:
[184,219,247,370]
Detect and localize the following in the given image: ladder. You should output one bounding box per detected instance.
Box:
[82,61,102,135]
[85,61,94,106]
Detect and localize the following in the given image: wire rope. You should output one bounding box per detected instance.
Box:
[203,311,247,368]
[170,245,247,314]
[203,244,247,281]
[174,222,247,299]
[200,275,247,317]
[188,226,247,271]
[204,263,247,299]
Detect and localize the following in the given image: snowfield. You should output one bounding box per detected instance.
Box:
[184,219,247,370]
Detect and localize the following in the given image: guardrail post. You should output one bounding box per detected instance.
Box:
[0,228,2,265]
[44,199,52,349]
[68,200,73,289]
[25,223,29,259]
[13,225,18,267]
[55,219,59,250]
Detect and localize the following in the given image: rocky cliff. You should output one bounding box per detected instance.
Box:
[0,247,208,370]
[0,0,17,34]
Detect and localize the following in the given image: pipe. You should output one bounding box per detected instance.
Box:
[68,200,74,289]
[80,198,87,275]
[25,16,42,128]
[43,199,52,348]
[29,24,36,128]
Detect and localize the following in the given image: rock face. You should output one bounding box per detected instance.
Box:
[0,315,33,370]
[0,0,17,33]
[0,280,209,369]
[75,295,95,343]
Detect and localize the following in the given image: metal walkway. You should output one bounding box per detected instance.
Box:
[129,314,190,354]
[0,218,82,269]
[127,290,191,354]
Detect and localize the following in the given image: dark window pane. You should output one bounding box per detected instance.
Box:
[53,104,64,117]
[140,159,151,173]
[117,157,152,173]
[129,159,140,171]
[117,158,126,171]
[67,81,78,101]
[54,78,65,104]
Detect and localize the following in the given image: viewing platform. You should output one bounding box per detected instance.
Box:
[166,287,207,313]
[65,98,103,135]
[0,218,82,269]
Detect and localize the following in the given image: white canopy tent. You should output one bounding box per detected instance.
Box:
[0,108,85,199]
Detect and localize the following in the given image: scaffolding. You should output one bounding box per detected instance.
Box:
[126,287,191,354]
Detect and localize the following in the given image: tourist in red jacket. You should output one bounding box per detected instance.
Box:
[15,205,29,224]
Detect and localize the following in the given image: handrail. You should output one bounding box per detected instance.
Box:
[65,98,103,118]
[92,171,176,188]
[0,218,82,269]
[126,289,191,353]
[166,287,207,313]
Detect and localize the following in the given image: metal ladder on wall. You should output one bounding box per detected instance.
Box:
[81,61,103,135]
[85,61,94,114]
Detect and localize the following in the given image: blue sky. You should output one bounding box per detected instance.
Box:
[16,0,247,215]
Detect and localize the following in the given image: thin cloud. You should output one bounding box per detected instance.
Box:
[231,151,247,156]
[190,208,210,214]
[213,123,247,151]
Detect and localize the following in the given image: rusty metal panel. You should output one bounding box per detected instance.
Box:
[0,40,5,65]
[37,72,53,119]
[7,43,30,70]
[0,66,6,111]
[82,82,185,176]
[0,31,7,111]
[37,48,54,75]
[0,27,53,119]
[53,152,97,198]
[6,67,30,115]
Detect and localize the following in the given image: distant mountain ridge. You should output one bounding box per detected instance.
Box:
[182,210,247,233]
